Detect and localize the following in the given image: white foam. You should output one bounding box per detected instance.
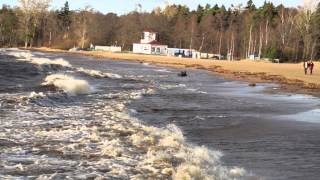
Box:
[280,109,320,123]
[42,74,91,95]
[160,84,187,90]
[30,57,71,67]
[0,48,7,54]
[155,69,172,73]
[77,67,123,79]
[5,49,71,68]
[0,50,251,179]
[29,92,46,99]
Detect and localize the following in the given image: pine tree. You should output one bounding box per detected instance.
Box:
[58,1,72,35]
[246,0,256,11]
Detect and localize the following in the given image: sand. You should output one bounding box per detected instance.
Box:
[32,47,320,96]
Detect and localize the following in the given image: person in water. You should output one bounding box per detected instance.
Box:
[309,60,314,75]
[303,61,308,75]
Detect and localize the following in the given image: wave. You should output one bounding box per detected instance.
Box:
[129,122,247,179]
[76,67,122,79]
[5,49,71,68]
[25,92,248,179]
[29,92,46,99]
[4,49,126,81]
[160,83,187,90]
[5,49,34,60]
[29,57,71,67]
[0,88,252,179]
[155,69,172,73]
[42,74,91,96]
[0,49,252,179]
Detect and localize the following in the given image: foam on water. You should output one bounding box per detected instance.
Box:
[280,109,320,123]
[0,48,253,179]
[42,74,91,95]
[0,86,252,179]
[5,49,127,81]
[76,67,123,79]
[30,57,71,67]
[155,69,172,73]
[160,83,187,90]
[5,49,71,68]
[29,92,46,99]
[6,49,34,60]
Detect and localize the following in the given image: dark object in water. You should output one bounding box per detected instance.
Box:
[249,83,256,87]
[178,71,187,77]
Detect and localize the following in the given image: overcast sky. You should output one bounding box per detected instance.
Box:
[1,0,303,14]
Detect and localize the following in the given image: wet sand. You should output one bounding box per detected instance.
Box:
[32,47,320,97]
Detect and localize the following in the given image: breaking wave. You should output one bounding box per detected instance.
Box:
[76,67,123,79]
[0,86,250,179]
[4,49,124,80]
[29,57,71,67]
[5,49,71,68]
[0,48,252,179]
[42,74,91,95]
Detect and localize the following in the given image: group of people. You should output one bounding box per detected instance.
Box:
[303,60,315,75]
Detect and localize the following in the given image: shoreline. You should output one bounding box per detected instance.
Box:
[30,47,320,97]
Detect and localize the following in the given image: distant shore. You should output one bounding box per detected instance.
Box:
[32,47,320,97]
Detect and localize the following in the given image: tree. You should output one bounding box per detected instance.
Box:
[172,14,187,48]
[18,0,52,48]
[188,15,198,50]
[74,6,93,49]
[0,5,19,46]
[0,1,317,61]
[296,3,315,60]
[117,12,142,49]
[259,2,277,47]
[57,1,72,39]
[246,0,256,12]
[310,3,320,59]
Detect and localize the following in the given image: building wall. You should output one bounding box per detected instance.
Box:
[167,48,193,57]
[133,43,152,54]
[150,45,167,55]
[95,46,121,52]
[133,44,167,55]
[141,32,157,44]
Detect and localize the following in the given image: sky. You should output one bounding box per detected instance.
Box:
[1,0,303,15]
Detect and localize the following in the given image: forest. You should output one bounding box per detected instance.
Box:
[1,0,320,62]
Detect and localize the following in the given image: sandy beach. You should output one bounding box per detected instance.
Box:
[33,47,320,96]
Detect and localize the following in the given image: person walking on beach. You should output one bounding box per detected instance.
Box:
[303,61,308,75]
[309,61,314,75]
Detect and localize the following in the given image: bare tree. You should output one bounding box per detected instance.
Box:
[18,0,51,48]
[296,6,313,59]
[73,6,93,49]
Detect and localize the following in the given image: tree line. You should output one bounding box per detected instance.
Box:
[1,0,320,62]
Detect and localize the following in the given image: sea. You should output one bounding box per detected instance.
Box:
[1,48,320,180]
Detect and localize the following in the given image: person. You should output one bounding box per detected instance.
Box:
[310,60,314,75]
[178,71,187,77]
[303,61,308,75]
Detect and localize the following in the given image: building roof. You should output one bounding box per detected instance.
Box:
[143,29,158,33]
[134,40,167,46]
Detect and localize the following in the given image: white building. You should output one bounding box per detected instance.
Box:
[133,31,168,55]
[167,48,193,57]
[95,45,121,52]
